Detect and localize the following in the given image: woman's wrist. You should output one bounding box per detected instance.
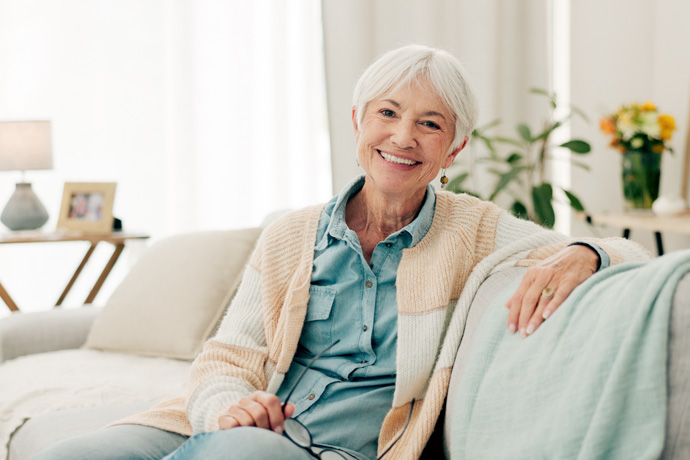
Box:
[567,241,610,271]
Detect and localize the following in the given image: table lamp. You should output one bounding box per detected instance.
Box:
[0,120,53,231]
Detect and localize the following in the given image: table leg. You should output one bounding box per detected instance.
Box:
[85,243,125,304]
[0,282,19,312]
[654,232,664,256]
[55,242,98,307]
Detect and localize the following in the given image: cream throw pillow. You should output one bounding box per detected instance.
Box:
[84,228,262,360]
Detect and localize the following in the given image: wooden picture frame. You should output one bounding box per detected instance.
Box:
[57,182,117,234]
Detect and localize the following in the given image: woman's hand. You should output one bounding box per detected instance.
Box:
[505,245,599,337]
[218,391,295,434]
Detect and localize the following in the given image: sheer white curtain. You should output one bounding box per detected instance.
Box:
[166,0,332,233]
[0,0,330,314]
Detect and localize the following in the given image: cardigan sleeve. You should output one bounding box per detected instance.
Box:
[492,210,652,268]
[185,260,271,433]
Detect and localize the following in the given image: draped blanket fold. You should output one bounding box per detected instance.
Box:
[448,250,690,460]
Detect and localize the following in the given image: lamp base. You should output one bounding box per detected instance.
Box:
[1,182,49,231]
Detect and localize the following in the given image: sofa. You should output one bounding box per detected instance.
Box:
[0,228,688,459]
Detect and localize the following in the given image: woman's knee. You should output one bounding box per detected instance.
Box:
[169,427,312,460]
[31,425,187,460]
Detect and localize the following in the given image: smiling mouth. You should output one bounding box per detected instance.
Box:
[378,150,419,166]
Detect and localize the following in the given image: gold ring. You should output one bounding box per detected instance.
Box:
[541,286,555,300]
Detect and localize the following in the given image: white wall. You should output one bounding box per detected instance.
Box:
[570,0,690,252]
[322,0,551,196]
[324,0,690,255]
[0,0,169,314]
[0,0,331,316]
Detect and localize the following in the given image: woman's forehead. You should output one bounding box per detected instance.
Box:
[374,80,453,118]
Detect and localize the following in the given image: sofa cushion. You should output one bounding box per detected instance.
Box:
[84,228,262,360]
[0,349,191,460]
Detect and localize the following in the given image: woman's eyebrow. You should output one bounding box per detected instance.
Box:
[422,111,446,120]
[382,99,401,108]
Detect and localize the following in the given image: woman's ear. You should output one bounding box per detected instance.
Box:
[443,136,469,169]
[352,107,360,144]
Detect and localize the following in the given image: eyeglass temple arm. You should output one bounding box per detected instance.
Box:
[376,399,415,460]
[282,339,341,409]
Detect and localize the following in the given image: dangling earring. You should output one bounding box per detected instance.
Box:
[440,169,449,188]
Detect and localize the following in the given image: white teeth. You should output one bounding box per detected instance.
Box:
[380,151,417,165]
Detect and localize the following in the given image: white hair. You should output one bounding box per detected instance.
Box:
[352,45,479,151]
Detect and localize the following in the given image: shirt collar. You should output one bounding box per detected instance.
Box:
[323,174,436,248]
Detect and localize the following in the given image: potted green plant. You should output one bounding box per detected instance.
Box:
[446,89,591,228]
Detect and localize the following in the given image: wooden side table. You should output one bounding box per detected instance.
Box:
[0,231,149,312]
[579,211,690,256]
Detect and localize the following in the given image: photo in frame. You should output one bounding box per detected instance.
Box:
[57,182,117,234]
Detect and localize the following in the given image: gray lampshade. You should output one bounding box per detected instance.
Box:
[0,120,53,171]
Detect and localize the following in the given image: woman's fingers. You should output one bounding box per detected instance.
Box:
[218,414,240,430]
[217,391,288,433]
[251,391,287,433]
[506,245,599,337]
[238,397,271,429]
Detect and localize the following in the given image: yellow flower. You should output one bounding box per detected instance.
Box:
[658,114,676,129]
[652,144,665,153]
[658,114,676,141]
[641,101,656,111]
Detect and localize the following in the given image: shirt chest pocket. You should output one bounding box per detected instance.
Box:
[301,285,336,349]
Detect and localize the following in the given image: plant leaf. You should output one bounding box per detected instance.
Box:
[532,184,555,228]
[534,120,562,141]
[570,105,590,123]
[474,119,501,132]
[511,200,529,220]
[506,153,523,164]
[570,160,591,171]
[530,87,557,108]
[445,173,469,192]
[560,140,591,154]
[490,166,528,200]
[530,88,552,97]
[562,189,585,212]
[494,137,524,147]
[517,124,532,143]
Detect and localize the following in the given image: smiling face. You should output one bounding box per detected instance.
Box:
[353,79,466,203]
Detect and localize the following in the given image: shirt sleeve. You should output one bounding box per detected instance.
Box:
[493,210,651,268]
[567,241,610,271]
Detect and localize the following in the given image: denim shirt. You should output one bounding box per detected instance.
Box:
[275,175,436,459]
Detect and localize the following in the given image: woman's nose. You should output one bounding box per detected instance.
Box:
[391,121,416,149]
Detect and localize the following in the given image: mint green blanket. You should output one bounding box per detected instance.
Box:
[449,250,690,459]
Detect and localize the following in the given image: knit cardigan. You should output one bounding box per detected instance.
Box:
[118,191,650,459]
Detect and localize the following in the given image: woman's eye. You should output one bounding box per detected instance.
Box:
[380,109,395,117]
[422,121,441,130]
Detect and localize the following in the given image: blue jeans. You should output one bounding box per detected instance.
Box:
[32,424,364,460]
[164,427,316,459]
[31,425,188,460]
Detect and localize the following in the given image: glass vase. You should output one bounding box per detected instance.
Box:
[621,150,661,211]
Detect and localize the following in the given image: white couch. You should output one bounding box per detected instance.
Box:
[1,228,689,459]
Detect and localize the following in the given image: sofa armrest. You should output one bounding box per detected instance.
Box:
[0,307,102,363]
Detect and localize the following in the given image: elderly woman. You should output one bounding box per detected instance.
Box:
[34,45,648,460]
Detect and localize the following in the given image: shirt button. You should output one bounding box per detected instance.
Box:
[365,280,373,288]
[385,243,392,248]
[362,325,368,331]
[308,394,315,400]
